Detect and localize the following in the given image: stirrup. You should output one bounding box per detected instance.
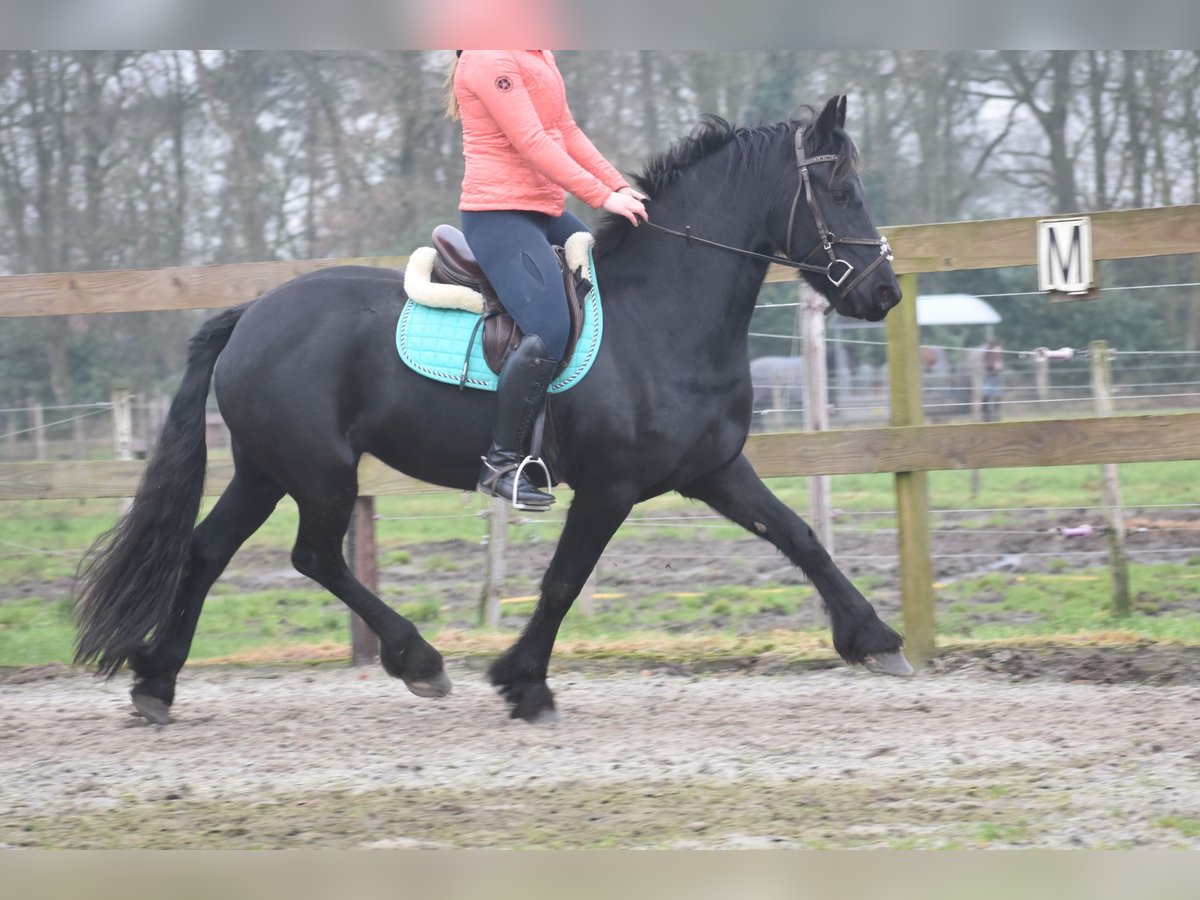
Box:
[512,455,554,511]
[478,456,555,511]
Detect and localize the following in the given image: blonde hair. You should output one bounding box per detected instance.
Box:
[444,53,460,121]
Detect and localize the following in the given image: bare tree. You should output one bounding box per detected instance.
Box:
[992,50,1080,214]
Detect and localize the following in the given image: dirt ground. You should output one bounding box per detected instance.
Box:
[3,656,1200,849]
[5,508,1200,848]
[2,657,1200,849]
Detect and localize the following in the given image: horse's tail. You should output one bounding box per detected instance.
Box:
[74,303,250,676]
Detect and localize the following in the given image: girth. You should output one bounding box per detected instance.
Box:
[430,224,586,376]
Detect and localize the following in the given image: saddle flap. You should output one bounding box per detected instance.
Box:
[419,225,593,377]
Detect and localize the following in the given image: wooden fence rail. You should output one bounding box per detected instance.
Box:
[1,204,1197,318]
[5,411,1200,502]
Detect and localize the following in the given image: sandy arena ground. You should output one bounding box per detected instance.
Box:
[3,658,1200,848]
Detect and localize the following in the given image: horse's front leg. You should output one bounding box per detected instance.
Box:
[489,485,637,722]
[680,453,912,675]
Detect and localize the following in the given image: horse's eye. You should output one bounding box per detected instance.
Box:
[831,190,848,204]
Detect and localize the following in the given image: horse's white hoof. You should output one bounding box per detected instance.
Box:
[526,707,561,725]
[405,671,453,698]
[131,693,174,724]
[863,652,915,677]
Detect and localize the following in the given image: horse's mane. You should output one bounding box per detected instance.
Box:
[595,110,861,253]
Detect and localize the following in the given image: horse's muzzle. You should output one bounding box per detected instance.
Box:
[844,283,902,326]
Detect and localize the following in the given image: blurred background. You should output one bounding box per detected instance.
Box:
[2,50,1199,459]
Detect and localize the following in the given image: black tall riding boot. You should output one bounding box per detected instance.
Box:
[478,334,559,510]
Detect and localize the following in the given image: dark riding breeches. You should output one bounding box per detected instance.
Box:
[460,208,589,362]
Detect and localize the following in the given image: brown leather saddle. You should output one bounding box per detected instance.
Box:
[429,224,587,375]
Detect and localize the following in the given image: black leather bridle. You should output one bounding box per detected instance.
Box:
[643,125,894,302]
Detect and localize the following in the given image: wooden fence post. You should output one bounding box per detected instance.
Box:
[1035,355,1050,404]
[887,273,935,668]
[801,282,834,556]
[1,409,14,459]
[30,400,46,461]
[112,388,134,515]
[1089,341,1132,617]
[577,567,597,618]
[347,496,381,665]
[480,497,509,628]
[112,388,133,460]
[969,350,983,497]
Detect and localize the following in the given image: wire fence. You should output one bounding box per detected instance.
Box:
[0,352,1195,453]
[5,276,1200,596]
[747,309,1200,427]
[6,277,1200,452]
[0,396,219,463]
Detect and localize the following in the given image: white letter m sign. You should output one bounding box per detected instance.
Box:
[1037,216,1095,295]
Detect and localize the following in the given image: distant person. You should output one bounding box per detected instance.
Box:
[981,339,1004,421]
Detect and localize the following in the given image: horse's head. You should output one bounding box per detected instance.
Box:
[781,96,901,322]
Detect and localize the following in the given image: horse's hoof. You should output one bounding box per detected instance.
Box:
[524,707,561,725]
[863,651,914,677]
[405,670,452,698]
[131,693,174,725]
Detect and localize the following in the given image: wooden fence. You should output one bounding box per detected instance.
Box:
[3,203,1200,666]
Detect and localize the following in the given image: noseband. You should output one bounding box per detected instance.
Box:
[642,125,894,303]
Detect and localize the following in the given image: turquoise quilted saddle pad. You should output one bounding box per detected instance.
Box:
[396,247,603,394]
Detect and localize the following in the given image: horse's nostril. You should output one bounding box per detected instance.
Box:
[877,285,900,309]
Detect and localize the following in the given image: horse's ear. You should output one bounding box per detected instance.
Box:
[815,95,840,137]
[836,95,847,127]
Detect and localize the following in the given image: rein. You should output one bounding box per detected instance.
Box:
[642,125,893,302]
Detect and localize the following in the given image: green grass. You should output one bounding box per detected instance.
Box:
[7,559,1200,668]
[938,564,1200,642]
[1155,816,1200,838]
[552,584,815,641]
[0,583,446,667]
[975,820,1031,845]
[0,588,350,666]
[0,596,76,664]
[5,460,1200,581]
[5,460,1200,666]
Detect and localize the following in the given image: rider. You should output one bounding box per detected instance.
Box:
[448,50,648,510]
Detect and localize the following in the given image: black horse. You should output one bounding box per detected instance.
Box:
[76,96,909,725]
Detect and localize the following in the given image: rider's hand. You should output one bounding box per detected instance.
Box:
[618,186,649,202]
[603,190,648,226]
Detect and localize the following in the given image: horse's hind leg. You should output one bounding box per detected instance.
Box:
[130,466,284,723]
[489,485,636,722]
[680,453,912,675]
[289,472,450,698]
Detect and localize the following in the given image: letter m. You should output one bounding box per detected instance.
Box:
[1047,224,1081,285]
[1038,217,1093,294]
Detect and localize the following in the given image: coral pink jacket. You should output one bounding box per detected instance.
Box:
[455,50,629,215]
